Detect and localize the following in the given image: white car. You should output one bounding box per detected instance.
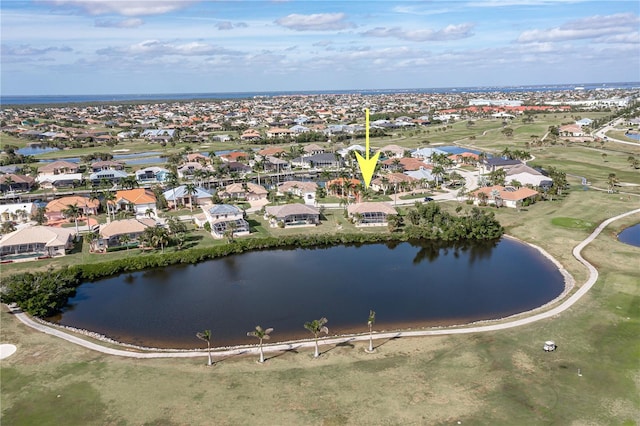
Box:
[543,341,556,352]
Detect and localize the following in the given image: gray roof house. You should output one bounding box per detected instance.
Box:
[264,204,320,228]
[202,204,250,239]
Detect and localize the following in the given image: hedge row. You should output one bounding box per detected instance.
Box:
[1,208,503,317]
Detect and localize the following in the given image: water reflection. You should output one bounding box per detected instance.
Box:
[52,238,565,349]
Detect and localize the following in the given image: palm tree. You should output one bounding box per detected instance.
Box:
[3,175,14,193]
[247,325,274,363]
[304,317,329,358]
[102,190,116,222]
[62,203,81,238]
[366,310,376,353]
[196,330,213,366]
[184,183,197,212]
[152,227,169,253]
[119,233,131,251]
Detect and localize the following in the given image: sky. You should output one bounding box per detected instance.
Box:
[1,0,639,96]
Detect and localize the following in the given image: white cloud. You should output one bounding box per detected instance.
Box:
[45,0,197,16]
[362,23,474,42]
[275,13,354,31]
[214,21,248,31]
[96,40,242,57]
[1,44,73,56]
[517,12,640,43]
[95,18,143,28]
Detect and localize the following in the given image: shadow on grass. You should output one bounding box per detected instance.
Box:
[265,346,301,362]
[321,338,355,355]
[373,333,402,350]
[213,349,249,364]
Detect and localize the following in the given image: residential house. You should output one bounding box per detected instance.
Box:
[303,143,325,156]
[291,153,342,169]
[0,202,36,224]
[258,147,287,157]
[379,144,406,158]
[480,157,522,173]
[162,185,214,209]
[91,160,125,172]
[220,152,249,163]
[277,181,318,204]
[113,188,157,218]
[277,181,318,197]
[448,152,480,165]
[266,128,292,139]
[95,217,157,251]
[405,167,435,184]
[240,129,262,141]
[219,182,268,201]
[36,173,83,189]
[177,162,207,180]
[264,204,320,227]
[202,204,250,239]
[219,162,252,175]
[263,156,290,172]
[38,160,79,176]
[371,173,417,193]
[0,226,75,258]
[186,153,209,164]
[470,185,539,208]
[505,164,553,188]
[558,124,585,137]
[0,174,35,193]
[89,169,129,186]
[381,157,428,172]
[411,147,448,162]
[326,178,361,197]
[289,125,310,134]
[45,196,100,222]
[140,128,177,141]
[135,166,170,184]
[347,202,398,227]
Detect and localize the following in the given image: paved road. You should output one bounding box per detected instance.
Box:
[592,120,640,147]
[7,207,640,360]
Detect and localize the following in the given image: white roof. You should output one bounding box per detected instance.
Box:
[0,226,75,247]
[36,173,83,183]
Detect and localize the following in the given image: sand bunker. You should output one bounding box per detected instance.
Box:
[0,344,17,360]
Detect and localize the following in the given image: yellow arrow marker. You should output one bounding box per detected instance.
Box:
[355,108,380,188]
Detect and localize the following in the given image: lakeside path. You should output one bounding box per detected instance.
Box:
[6,207,640,360]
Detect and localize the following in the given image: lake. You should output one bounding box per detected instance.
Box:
[50,238,566,349]
[618,223,640,247]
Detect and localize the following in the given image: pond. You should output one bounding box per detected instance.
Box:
[49,238,566,349]
[618,223,640,247]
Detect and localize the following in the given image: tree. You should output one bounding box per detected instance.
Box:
[1,221,16,234]
[196,330,213,366]
[32,206,47,225]
[62,203,81,238]
[607,173,619,193]
[3,175,14,193]
[119,233,131,250]
[184,183,198,212]
[102,190,116,222]
[224,221,237,243]
[366,309,376,353]
[247,325,274,363]
[304,317,329,358]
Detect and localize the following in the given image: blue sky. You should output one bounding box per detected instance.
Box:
[1,0,639,95]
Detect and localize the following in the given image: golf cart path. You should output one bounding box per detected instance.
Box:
[8,207,640,360]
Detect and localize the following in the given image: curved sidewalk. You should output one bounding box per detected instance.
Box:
[7,207,640,360]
